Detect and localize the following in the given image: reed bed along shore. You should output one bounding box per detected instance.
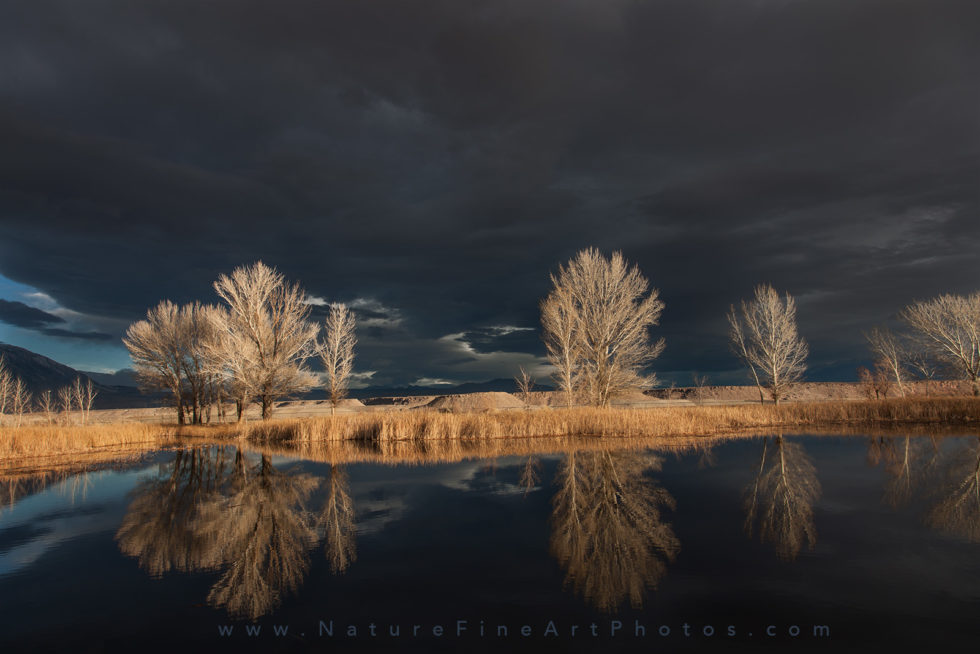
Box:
[1,398,978,472]
[243,398,980,444]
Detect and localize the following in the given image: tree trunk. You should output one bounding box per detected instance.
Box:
[261,396,272,420]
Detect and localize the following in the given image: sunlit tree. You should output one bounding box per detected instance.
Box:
[540,285,580,407]
[319,303,357,415]
[124,300,190,424]
[213,262,320,420]
[542,249,665,407]
[864,326,908,397]
[728,284,808,405]
[901,292,980,396]
[0,355,11,420]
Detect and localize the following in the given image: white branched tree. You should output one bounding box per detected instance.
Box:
[10,378,31,427]
[37,389,56,424]
[199,304,255,422]
[319,303,357,415]
[900,292,980,396]
[124,300,191,424]
[864,326,907,397]
[177,303,225,423]
[540,285,580,407]
[213,262,319,420]
[514,366,535,410]
[57,385,73,424]
[542,248,665,408]
[728,284,808,405]
[0,355,11,421]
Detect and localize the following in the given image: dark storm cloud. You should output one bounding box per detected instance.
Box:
[0,0,978,383]
[0,299,114,341]
[0,299,64,329]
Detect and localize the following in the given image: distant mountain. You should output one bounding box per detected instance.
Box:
[0,343,149,408]
[0,342,552,409]
[81,368,140,388]
[348,378,554,399]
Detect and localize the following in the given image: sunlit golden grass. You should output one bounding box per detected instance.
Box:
[2,398,978,472]
[0,422,180,472]
[244,398,980,445]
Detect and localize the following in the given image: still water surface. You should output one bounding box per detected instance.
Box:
[1,433,978,652]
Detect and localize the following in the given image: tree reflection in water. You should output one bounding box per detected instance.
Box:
[743,436,821,561]
[193,453,319,619]
[319,464,357,574]
[116,448,356,619]
[116,447,229,575]
[926,436,980,543]
[866,435,940,508]
[550,450,679,612]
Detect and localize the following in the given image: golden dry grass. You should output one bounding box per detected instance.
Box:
[243,398,980,444]
[1,398,978,472]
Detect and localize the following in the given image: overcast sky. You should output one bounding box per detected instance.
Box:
[0,0,978,386]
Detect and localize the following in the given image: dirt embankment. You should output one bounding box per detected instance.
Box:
[425,391,525,412]
[21,380,976,427]
[644,380,972,402]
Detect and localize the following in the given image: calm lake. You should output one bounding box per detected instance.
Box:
[1,433,978,652]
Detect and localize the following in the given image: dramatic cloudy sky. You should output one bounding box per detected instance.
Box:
[0,0,977,386]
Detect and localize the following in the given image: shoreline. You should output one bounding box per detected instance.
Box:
[2,398,979,475]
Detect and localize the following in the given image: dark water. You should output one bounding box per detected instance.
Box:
[1,434,979,652]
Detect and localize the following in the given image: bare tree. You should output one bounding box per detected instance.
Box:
[319,303,357,415]
[124,300,190,424]
[514,366,535,410]
[543,248,665,408]
[10,378,31,427]
[36,390,56,424]
[213,262,320,420]
[857,364,893,400]
[178,303,225,424]
[864,326,907,397]
[199,304,254,422]
[692,373,709,406]
[900,292,980,396]
[540,285,580,407]
[57,385,73,424]
[0,355,12,421]
[68,377,97,425]
[907,350,939,397]
[728,284,808,405]
[81,378,98,423]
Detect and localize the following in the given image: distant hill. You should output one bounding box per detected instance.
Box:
[0,342,553,408]
[81,368,140,388]
[348,377,554,399]
[0,343,149,409]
